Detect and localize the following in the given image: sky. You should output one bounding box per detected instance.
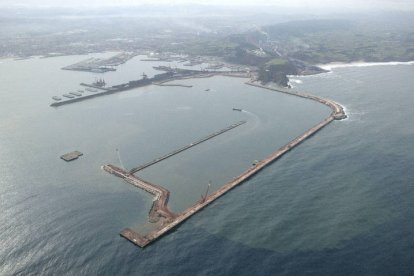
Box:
[1,0,413,11]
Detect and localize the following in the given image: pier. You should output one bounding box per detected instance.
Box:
[50,69,251,107]
[129,121,246,174]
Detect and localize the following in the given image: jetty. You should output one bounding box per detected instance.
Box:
[129,121,246,174]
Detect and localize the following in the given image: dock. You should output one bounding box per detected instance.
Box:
[102,79,347,248]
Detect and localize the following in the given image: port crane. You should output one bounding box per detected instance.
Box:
[200,181,211,203]
[116,148,126,171]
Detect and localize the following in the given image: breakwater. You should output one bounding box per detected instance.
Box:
[103,81,346,248]
[245,82,347,120]
[129,121,246,174]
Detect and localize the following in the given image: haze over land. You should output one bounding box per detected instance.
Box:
[1,0,413,11]
[1,0,414,274]
[2,0,413,87]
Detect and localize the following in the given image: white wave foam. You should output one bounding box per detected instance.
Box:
[290,79,303,84]
[342,105,350,121]
[287,78,303,88]
[318,61,414,71]
[341,105,369,122]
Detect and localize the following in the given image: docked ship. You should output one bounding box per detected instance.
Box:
[153,65,173,72]
[92,78,106,87]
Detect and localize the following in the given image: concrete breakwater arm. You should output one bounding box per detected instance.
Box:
[103,165,175,222]
[245,81,346,120]
[50,70,250,107]
[129,121,247,174]
[103,80,347,248]
[133,116,336,247]
[245,81,347,120]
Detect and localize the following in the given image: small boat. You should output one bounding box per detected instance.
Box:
[77,89,84,93]
[86,88,98,92]
[232,108,243,112]
[52,96,62,101]
[63,94,75,99]
[205,88,210,91]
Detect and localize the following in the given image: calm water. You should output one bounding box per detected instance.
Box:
[0,55,413,275]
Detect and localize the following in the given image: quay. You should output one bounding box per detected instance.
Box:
[103,80,347,248]
[129,121,246,174]
[50,69,251,107]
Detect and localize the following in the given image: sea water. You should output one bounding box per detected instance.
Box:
[0,55,413,275]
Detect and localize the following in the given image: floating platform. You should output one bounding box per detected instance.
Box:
[60,151,83,161]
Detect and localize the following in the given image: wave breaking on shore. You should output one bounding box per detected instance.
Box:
[318,61,414,71]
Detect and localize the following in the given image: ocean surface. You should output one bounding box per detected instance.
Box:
[0,54,413,275]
